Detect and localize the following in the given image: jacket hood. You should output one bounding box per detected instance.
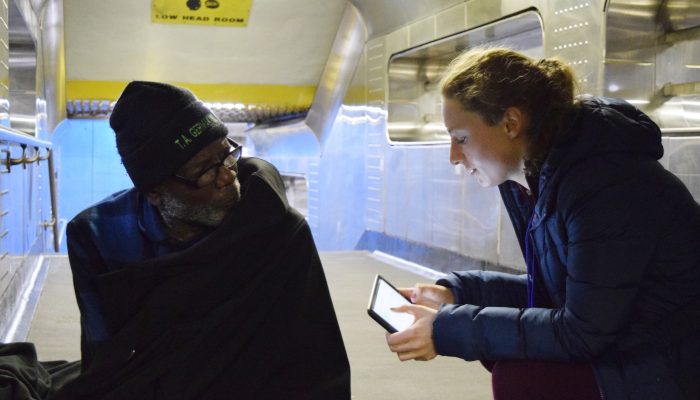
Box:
[533,96,663,221]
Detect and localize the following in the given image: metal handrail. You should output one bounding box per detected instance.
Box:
[47,152,59,251]
[2,146,51,172]
[0,125,52,148]
[0,125,59,252]
[0,126,52,173]
[662,81,700,97]
[660,127,700,136]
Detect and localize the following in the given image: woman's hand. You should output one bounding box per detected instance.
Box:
[399,284,455,310]
[385,304,438,361]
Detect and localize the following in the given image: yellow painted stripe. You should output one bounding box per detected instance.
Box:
[66,80,316,107]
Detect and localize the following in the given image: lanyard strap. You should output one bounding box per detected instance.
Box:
[525,215,536,308]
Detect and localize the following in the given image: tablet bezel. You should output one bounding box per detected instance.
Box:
[366,274,412,333]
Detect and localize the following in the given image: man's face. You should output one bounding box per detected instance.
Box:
[149,138,242,229]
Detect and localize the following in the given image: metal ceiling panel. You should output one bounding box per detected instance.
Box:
[348,0,464,39]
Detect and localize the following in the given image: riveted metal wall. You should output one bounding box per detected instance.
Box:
[296,0,698,273]
[604,0,700,200]
[0,0,64,341]
[246,0,700,274]
[0,2,8,129]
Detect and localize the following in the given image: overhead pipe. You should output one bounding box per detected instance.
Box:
[39,0,66,136]
[305,3,366,149]
[662,81,700,97]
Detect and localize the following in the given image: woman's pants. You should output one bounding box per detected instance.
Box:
[483,360,601,400]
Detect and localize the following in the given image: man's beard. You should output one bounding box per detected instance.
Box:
[159,180,241,228]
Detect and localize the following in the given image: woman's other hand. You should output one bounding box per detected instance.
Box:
[385,304,438,361]
[399,284,455,310]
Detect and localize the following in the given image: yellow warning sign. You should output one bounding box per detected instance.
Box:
[152,0,252,27]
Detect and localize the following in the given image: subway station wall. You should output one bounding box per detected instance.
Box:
[50,0,700,275]
[277,0,700,273]
[52,119,132,251]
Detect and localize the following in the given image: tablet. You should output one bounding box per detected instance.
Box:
[367,274,415,333]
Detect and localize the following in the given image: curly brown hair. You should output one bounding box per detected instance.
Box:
[439,47,579,175]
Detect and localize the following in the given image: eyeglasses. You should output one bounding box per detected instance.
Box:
[173,138,242,188]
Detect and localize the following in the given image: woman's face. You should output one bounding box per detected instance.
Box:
[442,97,526,187]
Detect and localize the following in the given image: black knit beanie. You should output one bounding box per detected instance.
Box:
[110,81,228,192]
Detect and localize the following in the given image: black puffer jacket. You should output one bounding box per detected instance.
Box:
[433,97,700,399]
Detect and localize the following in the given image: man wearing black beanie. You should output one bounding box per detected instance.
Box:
[59,81,350,399]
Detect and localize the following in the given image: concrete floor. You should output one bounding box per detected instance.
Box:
[26,251,492,399]
[26,256,81,361]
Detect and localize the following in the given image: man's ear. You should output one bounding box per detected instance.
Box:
[146,190,161,207]
[502,107,526,140]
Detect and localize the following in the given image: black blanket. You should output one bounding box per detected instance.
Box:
[52,159,350,399]
[0,342,80,400]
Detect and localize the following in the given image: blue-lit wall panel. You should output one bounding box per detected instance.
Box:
[311,106,371,250]
[53,119,132,251]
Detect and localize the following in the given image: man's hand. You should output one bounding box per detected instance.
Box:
[399,284,455,311]
[385,304,438,361]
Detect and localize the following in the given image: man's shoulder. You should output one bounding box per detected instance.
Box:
[238,157,286,196]
[69,188,141,229]
[238,157,280,179]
